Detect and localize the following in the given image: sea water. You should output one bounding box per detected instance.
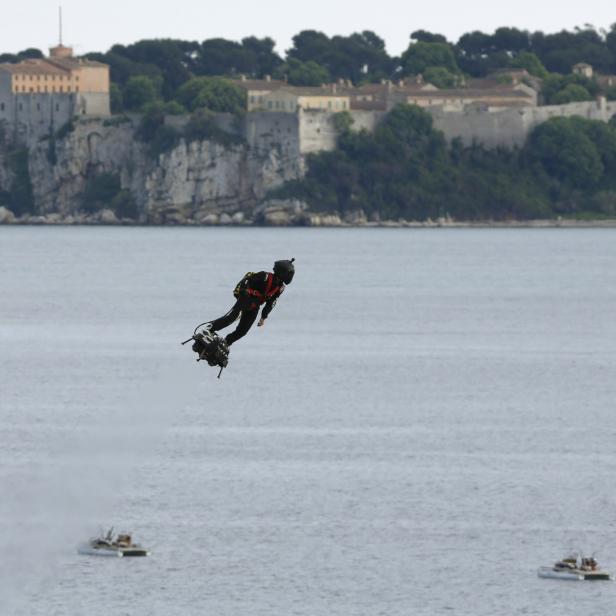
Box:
[1,227,615,615]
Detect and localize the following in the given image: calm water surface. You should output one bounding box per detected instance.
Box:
[1,227,615,615]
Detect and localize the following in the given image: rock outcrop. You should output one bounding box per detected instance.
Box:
[0,206,16,224]
[17,116,303,223]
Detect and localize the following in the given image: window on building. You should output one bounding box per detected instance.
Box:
[0,103,4,112]
[37,103,40,111]
[250,95,255,104]
[75,86,79,93]
[327,101,332,109]
[267,101,273,109]
[30,87,34,93]
[59,86,63,93]
[55,103,59,111]
[19,103,23,111]
[76,75,79,81]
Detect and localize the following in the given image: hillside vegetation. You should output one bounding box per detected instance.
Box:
[275,105,616,221]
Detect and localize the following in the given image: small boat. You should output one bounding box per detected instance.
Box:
[77,528,150,557]
[538,554,612,581]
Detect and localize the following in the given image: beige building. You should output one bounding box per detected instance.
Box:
[236,78,350,112]
[0,43,110,133]
[236,76,537,114]
[235,76,287,112]
[2,45,108,96]
[343,80,438,111]
[573,63,594,79]
[259,86,350,112]
[398,83,537,109]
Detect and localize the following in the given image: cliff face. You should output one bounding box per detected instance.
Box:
[18,117,303,221]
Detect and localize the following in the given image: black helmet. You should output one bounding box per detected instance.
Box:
[273,258,295,284]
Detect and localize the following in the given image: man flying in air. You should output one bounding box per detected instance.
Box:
[208,258,295,346]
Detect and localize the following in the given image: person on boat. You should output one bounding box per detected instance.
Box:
[207,259,295,346]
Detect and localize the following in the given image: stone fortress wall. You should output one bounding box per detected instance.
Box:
[0,89,75,141]
[0,44,111,142]
[429,98,616,149]
[273,99,616,155]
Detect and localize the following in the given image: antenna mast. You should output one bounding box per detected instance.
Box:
[59,6,63,45]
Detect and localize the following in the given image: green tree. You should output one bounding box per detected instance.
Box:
[277,58,330,86]
[400,41,459,76]
[492,27,530,54]
[81,173,122,213]
[423,66,457,88]
[527,117,603,188]
[176,77,245,113]
[411,30,448,44]
[569,116,616,181]
[287,29,392,83]
[111,39,192,98]
[7,148,35,216]
[183,108,243,146]
[542,73,597,104]
[240,36,283,77]
[162,100,185,115]
[552,83,592,104]
[110,83,123,113]
[377,104,438,145]
[136,103,181,156]
[288,30,331,64]
[332,111,354,135]
[196,38,256,76]
[607,24,616,66]
[137,101,166,141]
[123,75,159,111]
[510,52,549,79]
[90,48,163,89]
[531,27,613,74]
[455,31,493,75]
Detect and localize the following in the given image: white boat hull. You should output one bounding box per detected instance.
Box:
[77,544,124,557]
[538,567,612,581]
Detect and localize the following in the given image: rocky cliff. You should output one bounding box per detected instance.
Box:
[2,116,304,223]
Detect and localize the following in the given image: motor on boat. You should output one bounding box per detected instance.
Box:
[77,528,150,557]
[538,553,612,581]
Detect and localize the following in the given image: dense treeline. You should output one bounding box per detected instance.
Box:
[4,27,616,220]
[3,24,616,113]
[274,105,616,221]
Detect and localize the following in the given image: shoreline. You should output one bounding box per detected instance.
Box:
[1,205,616,229]
[1,218,616,229]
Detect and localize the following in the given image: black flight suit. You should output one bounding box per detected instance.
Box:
[209,272,284,345]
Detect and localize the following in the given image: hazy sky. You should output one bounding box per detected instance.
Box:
[3,0,615,57]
